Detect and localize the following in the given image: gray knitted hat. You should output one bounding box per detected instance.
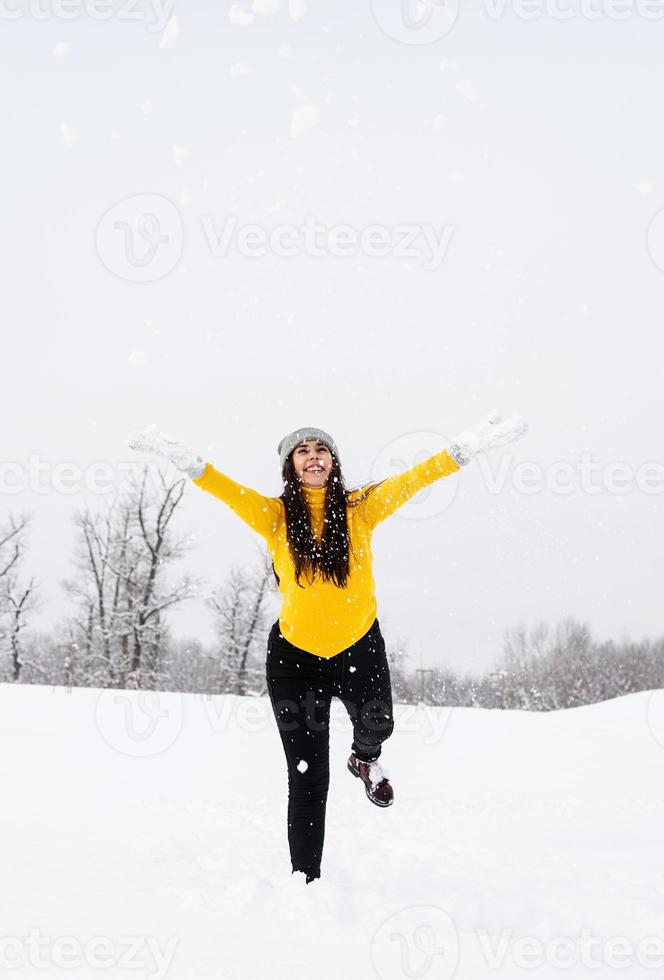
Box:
[277,427,339,469]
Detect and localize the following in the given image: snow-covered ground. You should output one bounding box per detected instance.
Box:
[2,683,664,979]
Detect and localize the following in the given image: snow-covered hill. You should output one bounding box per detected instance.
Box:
[2,683,664,979]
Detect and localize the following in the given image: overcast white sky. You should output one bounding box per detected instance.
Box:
[2,2,663,673]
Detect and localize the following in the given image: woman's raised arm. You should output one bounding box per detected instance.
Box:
[356,447,461,530]
[191,462,282,541]
[127,425,281,542]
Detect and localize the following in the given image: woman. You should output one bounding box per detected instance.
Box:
[128,411,527,884]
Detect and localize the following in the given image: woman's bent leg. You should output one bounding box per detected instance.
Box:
[339,619,394,762]
[266,624,334,881]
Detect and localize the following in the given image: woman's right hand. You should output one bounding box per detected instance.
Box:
[449,411,528,466]
[127,424,206,479]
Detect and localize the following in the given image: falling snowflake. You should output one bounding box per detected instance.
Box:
[172,144,189,167]
[289,0,307,21]
[252,0,282,12]
[229,4,255,25]
[290,104,318,139]
[230,62,253,76]
[159,16,180,49]
[60,122,76,147]
[455,79,477,102]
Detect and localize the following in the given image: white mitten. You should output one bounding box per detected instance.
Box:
[127,424,206,479]
[449,410,528,466]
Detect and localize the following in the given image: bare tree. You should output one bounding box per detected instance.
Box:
[207,545,277,695]
[61,465,199,689]
[0,515,39,681]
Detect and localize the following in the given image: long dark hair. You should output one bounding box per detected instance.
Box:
[275,449,382,590]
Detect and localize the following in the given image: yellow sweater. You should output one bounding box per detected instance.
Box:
[192,448,461,657]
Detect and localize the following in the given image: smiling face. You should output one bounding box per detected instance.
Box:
[291,439,333,488]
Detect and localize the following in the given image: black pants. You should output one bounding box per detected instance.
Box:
[265,617,394,881]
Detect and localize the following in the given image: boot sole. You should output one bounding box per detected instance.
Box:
[347,759,394,807]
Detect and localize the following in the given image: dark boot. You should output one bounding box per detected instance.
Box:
[347,752,394,807]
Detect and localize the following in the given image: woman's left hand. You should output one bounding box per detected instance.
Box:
[127,424,206,479]
[449,411,528,466]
